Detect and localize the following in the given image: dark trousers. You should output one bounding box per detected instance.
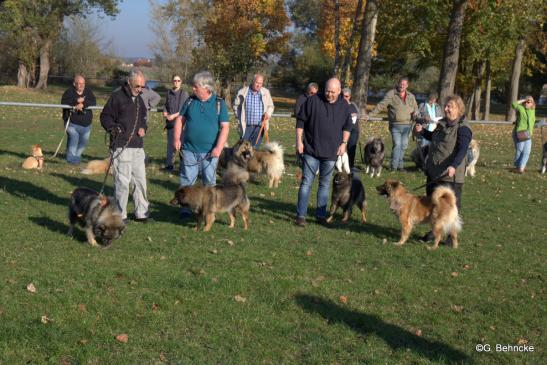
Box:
[426,180,463,210]
[347,129,359,168]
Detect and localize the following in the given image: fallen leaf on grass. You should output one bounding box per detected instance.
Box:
[463,264,472,270]
[147,236,152,242]
[306,249,313,256]
[152,303,159,311]
[116,334,128,343]
[160,352,167,362]
[78,304,86,313]
[415,329,422,337]
[490,325,496,331]
[79,339,88,345]
[209,248,218,254]
[339,296,348,304]
[517,338,528,345]
[41,315,51,324]
[451,272,459,277]
[26,283,36,293]
[234,295,246,303]
[451,304,464,313]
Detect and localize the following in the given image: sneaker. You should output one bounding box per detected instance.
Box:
[295,217,306,227]
[134,217,154,223]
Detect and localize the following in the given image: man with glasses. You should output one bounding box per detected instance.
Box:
[295,78,353,227]
[61,74,97,165]
[172,71,230,217]
[100,69,151,224]
[233,73,275,148]
[162,75,189,172]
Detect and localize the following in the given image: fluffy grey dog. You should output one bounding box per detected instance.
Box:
[363,137,385,177]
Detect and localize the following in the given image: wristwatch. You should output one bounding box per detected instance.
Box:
[341,140,348,144]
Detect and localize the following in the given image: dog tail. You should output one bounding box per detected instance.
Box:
[262,141,285,175]
[431,186,462,233]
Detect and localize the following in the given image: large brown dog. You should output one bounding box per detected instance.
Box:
[247,141,285,188]
[170,168,250,232]
[376,179,462,250]
[22,145,44,170]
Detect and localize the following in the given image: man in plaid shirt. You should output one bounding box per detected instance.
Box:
[233,74,275,148]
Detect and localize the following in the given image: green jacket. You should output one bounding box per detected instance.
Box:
[512,102,536,137]
[371,89,418,125]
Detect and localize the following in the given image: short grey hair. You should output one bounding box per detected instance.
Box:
[307,82,318,91]
[342,88,351,96]
[193,71,215,93]
[127,69,144,83]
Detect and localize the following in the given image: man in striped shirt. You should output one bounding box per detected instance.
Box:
[233,74,275,148]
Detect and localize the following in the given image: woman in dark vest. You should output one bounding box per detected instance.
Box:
[414,94,472,244]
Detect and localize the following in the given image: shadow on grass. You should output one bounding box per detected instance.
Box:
[27,216,89,244]
[49,172,114,195]
[149,177,179,193]
[0,148,104,163]
[295,294,471,364]
[0,176,67,206]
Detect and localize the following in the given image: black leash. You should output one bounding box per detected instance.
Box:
[412,171,448,191]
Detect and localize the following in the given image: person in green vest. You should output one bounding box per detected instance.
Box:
[415,94,472,246]
[511,96,536,174]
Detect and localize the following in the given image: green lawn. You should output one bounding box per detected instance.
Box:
[0,86,545,364]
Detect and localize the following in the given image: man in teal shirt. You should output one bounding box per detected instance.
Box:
[173,71,230,187]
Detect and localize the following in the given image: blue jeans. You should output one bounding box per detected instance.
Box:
[389,124,411,169]
[296,154,336,219]
[179,150,219,187]
[66,123,91,164]
[242,125,263,148]
[513,131,532,170]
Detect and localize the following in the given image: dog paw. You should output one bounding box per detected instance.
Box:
[427,245,439,251]
[394,241,405,246]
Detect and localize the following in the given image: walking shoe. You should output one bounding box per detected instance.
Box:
[295,217,306,227]
[134,217,155,223]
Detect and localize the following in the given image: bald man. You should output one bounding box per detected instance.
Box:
[295,78,353,227]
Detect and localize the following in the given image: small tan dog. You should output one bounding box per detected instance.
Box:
[22,145,44,170]
[376,179,462,250]
[81,158,111,175]
[465,139,480,177]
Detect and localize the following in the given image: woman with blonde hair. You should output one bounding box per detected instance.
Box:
[511,96,536,174]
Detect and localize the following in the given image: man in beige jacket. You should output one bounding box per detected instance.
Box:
[366,77,418,171]
[233,73,275,148]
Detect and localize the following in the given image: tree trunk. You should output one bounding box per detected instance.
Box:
[465,92,474,120]
[340,0,364,87]
[351,0,379,114]
[17,61,28,88]
[438,0,468,105]
[220,81,231,107]
[35,38,52,90]
[472,60,485,120]
[483,60,491,121]
[506,38,526,122]
[333,0,341,76]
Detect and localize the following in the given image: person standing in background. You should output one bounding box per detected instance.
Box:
[162,75,189,172]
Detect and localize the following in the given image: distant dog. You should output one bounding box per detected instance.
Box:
[542,142,547,174]
[465,139,480,177]
[170,168,250,232]
[22,145,44,170]
[376,180,462,250]
[363,138,385,177]
[326,172,366,224]
[81,158,111,175]
[68,187,126,247]
[335,152,351,174]
[247,141,285,188]
[411,144,429,171]
[218,140,254,171]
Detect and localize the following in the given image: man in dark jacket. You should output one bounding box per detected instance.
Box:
[61,74,96,165]
[162,74,189,171]
[100,69,151,223]
[294,82,318,117]
[295,78,353,226]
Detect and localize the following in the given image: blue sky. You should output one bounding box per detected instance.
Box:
[96,0,164,58]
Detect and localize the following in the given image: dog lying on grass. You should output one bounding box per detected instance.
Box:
[81,158,111,175]
[22,145,44,170]
[376,179,462,250]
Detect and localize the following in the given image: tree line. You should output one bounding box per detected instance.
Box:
[0,0,545,121]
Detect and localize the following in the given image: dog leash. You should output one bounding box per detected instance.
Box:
[412,171,448,191]
[254,118,270,146]
[51,109,73,159]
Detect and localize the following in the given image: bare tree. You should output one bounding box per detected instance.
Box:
[471,60,485,120]
[351,0,379,113]
[333,0,341,76]
[483,60,491,121]
[438,0,468,105]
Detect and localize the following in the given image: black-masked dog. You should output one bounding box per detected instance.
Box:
[247,141,285,188]
[170,168,250,232]
[218,140,254,171]
[411,144,429,171]
[326,172,366,224]
[376,180,462,250]
[68,188,126,247]
[363,137,385,177]
[542,142,547,174]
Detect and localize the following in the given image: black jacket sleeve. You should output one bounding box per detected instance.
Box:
[100,95,117,132]
[83,88,96,108]
[450,126,472,168]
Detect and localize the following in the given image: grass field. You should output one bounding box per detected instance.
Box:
[0,85,545,364]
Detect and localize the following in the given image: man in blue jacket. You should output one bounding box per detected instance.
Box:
[295,78,353,226]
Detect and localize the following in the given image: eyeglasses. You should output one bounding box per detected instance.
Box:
[173,79,181,82]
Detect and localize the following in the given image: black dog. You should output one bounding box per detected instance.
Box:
[363,137,385,177]
[326,172,367,224]
[411,144,429,171]
[68,187,126,247]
